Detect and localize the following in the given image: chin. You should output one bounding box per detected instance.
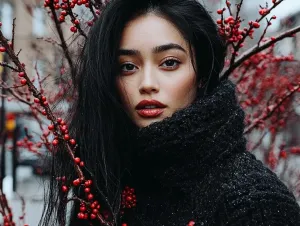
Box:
[136,117,165,128]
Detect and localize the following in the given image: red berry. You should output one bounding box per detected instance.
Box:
[69,139,76,145]
[20,79,27,85]
[48,125,54,131]
[64,134,70,140]
[87,193,94,200]
[18,72,25,77]
[73,179,81,186]
[77,212,84,219]
[74,19,80,25]
[74,157,81,164]
[59,15,65,22]
[34,98,40,103]
[70,26,77,32]
[52,139,59,146]
[252,21,260,28]
[217,9,223,14]
[0,46,6,52]
[80,206,86,212]
[90,213,96,219]
[62,185,68,192]
[57,118,62,123]
[85,180,92,187]
[84,187,90,193]
[80,161,84,167]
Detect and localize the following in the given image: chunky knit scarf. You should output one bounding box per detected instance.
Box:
[121,79,300,226]
[128,79,247,190]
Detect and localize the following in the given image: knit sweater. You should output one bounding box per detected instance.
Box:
[120,79,300,226]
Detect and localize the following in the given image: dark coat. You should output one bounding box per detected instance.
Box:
[120,80,300,226]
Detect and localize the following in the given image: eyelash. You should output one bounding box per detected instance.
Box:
[120,58,181,74]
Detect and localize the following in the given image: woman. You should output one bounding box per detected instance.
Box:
[40,0,300,225]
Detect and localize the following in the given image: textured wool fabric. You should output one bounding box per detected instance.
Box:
[120,79,300,226]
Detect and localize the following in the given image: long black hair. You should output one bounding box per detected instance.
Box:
[39,0,226,225]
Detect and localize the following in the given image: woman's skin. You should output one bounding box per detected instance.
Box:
[117,14,198,128]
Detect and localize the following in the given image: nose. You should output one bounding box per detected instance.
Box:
[138,67,159,94]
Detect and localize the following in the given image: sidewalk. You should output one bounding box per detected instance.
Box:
[1,166,47,226]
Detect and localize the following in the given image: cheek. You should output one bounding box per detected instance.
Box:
[164,69,197,105]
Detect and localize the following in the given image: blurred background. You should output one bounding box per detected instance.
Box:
[0,0,300,225]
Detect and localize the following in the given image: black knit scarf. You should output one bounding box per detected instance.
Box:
[126,79,247,192]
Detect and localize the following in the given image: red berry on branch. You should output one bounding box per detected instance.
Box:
[74,19,80,25]
[279,150,287,159]
[48,124,54,130]
[80,206,86,212]
[90,213,96,219]
[62,185,68,192]
[74,157,81,164]
[217,9,223,14]
[61,10,67,16]
[52,139,59,146]
[188,220,195,226]
[70,26,77,33]
[34,98,40,103]
[18,72,25,77]
[85,180,92,187]
[20,79,27,85]
[88,194,94,200]
[0,46,6,52]
[77,212,84,219]
[92,209,98,214]
[80,161,84,167]
[252,22,260,28]
[272,15,277,19]
[64,134,70,140]
[57,118,62,123]
[73,178,81,186]
[59,15,65,22]
[84,187,90,193]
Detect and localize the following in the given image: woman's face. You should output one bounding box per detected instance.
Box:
[116,14,198,128]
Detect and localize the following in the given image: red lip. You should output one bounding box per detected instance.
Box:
[135,100,166,118]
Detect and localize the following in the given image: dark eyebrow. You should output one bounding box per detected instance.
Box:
[118,43,186,56]
[152,43,186,54]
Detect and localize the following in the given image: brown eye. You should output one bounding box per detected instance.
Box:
[120,63,137,73]
[161,59,181,69]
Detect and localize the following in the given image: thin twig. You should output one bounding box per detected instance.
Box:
[221,25,300,80]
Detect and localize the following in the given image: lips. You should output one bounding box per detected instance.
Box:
[135,100,166,118]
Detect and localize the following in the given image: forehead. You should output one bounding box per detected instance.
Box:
[119,14,188,50]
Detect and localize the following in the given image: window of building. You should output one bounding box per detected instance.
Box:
[0,2,13,39]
